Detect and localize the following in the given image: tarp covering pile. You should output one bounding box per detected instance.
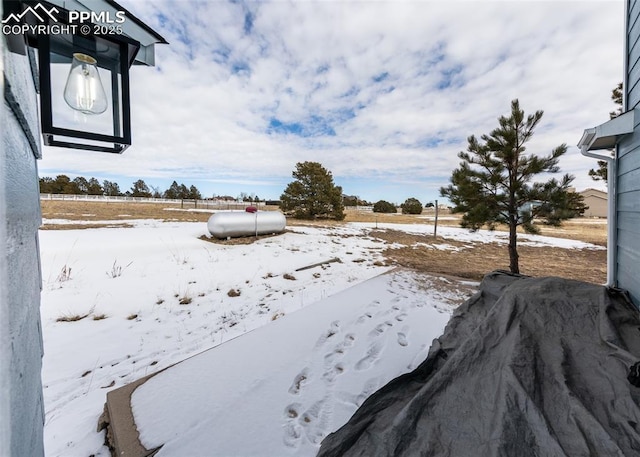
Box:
[317,271,640,457]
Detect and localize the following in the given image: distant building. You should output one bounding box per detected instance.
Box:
[579,189,608,218]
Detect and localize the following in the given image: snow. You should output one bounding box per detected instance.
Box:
[131,270,460,456]
[38,220,602,456]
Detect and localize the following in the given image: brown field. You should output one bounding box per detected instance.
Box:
[40,199,607,284]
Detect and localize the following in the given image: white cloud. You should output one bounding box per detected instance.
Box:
[39,0,623,201]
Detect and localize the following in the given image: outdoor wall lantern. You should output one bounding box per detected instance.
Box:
[36,7,139,153]
[4,0,166,153]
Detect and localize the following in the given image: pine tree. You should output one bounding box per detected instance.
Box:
[72,177,89,194]
[440,99,583,274]
[87,178,103,195]
[188,185,202,200]
[39,177,54,193]
[103,180,122,196]
[178,184,189,199]
[164,181,181,199]
[130,179,152,198]
[280,162,345,220]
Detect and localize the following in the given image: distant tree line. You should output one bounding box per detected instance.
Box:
[39,175,206,200]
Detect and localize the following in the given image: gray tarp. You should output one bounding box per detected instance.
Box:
[317,271,640,457]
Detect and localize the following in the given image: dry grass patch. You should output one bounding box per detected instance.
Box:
[56,313,89,322]
[41,222,134,230]
[41,199,284,225]
[41,200,207,222]
[375,230,606,284]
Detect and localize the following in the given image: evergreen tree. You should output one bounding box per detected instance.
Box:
[87,178,103,195]
[280,161,345,220]
[72,177,89,194]
[103,180,122,196]
[188,185,202,200]
[39,177,55,193]
[130,179,152,198]
[373,200,397,213]
[440,99,583,274]
[401,197,423,214]
[54,175,77,194]
[178,184,190,199]
[164,181,181,199]
[589,82,623,183]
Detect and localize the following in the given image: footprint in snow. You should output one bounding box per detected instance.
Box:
[299,399,331,445]
[366,300,381,309]
[367,321,393,338]
[408,343,430,370]
[397,332,408,347]
[288,368,309,395]
[342,333,356,347]
[285,403,302,419]
[355,340,384,371]
[323,349,343,367]
[315,320,341,348]
[282,422,302,448]
[322,363,345,383]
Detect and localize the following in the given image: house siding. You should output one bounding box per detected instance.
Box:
[617,0,640,306]
[1,30,45,457]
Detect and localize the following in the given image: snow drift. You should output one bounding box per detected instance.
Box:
[317,271,640,457]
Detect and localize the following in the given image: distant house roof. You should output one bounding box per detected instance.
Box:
[579,188,607,200]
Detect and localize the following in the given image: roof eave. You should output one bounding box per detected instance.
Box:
[577,109,636,151]
[43,0,167,66]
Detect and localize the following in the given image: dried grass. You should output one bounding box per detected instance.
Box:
[375,230,606,284]
[56,313,89,322]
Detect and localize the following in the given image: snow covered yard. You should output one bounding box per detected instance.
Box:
[38,218,603,456]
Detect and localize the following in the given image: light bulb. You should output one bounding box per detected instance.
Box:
[63,53,108,115]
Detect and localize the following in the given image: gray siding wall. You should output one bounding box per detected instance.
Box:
[1,30,45,457]
[618,0,640,306]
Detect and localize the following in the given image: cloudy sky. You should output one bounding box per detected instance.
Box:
[39,0,623,204]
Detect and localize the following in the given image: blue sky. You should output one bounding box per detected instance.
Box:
[38,0,623,204]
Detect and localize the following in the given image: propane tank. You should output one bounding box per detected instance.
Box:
[207,211,286,239]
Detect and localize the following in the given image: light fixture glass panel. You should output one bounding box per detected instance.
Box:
[47,33,116,136]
